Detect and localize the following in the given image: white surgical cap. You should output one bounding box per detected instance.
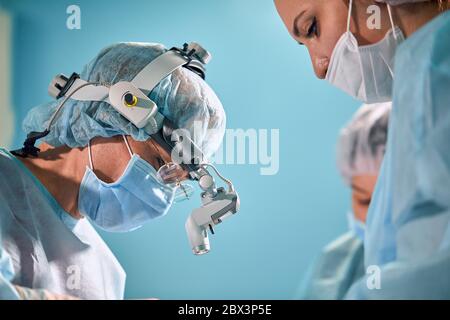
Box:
[337,102,392,185]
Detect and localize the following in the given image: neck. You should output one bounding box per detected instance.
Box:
[18,143,89,220]
[392,2,448,38]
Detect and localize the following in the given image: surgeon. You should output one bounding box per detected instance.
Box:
[0,42,226,300]
[300,103,391,300]
[275,0,450,298]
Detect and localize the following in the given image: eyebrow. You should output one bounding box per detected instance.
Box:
[292,10,307,38]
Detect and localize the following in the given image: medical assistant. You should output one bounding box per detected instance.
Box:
[346,11,450,299]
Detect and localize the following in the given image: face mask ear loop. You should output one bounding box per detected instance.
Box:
[87,140,94,170]
[387,4,397,40]
[122,135,134,158]
[347,0,353,33]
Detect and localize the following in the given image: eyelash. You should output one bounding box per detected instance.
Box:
[307,17,318,38]
[358,198,371,206]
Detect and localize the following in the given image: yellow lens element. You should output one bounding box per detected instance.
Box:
[124,93,138,107]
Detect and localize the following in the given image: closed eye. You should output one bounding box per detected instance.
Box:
[156,157,165,169]
[297,17,318,46]
[357,198,371,206]
[307,17,318,38]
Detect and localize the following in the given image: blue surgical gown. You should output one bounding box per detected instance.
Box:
[298,214,365,300]
[346,11,450,299]
[0,148,126,299]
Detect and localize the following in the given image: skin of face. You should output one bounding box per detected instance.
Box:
[15,136,183,299]
[18,137,189,220]
[350,174,378,223]
[273,0,443,79]
[88,136,188,183]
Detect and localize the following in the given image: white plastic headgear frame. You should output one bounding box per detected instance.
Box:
[47,43,211,134]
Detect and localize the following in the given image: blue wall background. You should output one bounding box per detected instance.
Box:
[0,0,360,299]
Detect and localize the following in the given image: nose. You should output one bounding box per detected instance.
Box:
[313,56,329,80]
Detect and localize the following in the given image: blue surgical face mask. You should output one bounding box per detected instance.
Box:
[78,136,175,232]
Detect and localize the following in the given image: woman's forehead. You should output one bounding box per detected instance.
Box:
[274,0,315,12]
[274,0,315,28]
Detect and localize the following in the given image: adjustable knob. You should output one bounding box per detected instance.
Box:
[48,74,69,98]
[187,42,212,65]
[48,73,80,99]
[199,173,218,198]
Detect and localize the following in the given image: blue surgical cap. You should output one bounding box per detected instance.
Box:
[23,42,226,159]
